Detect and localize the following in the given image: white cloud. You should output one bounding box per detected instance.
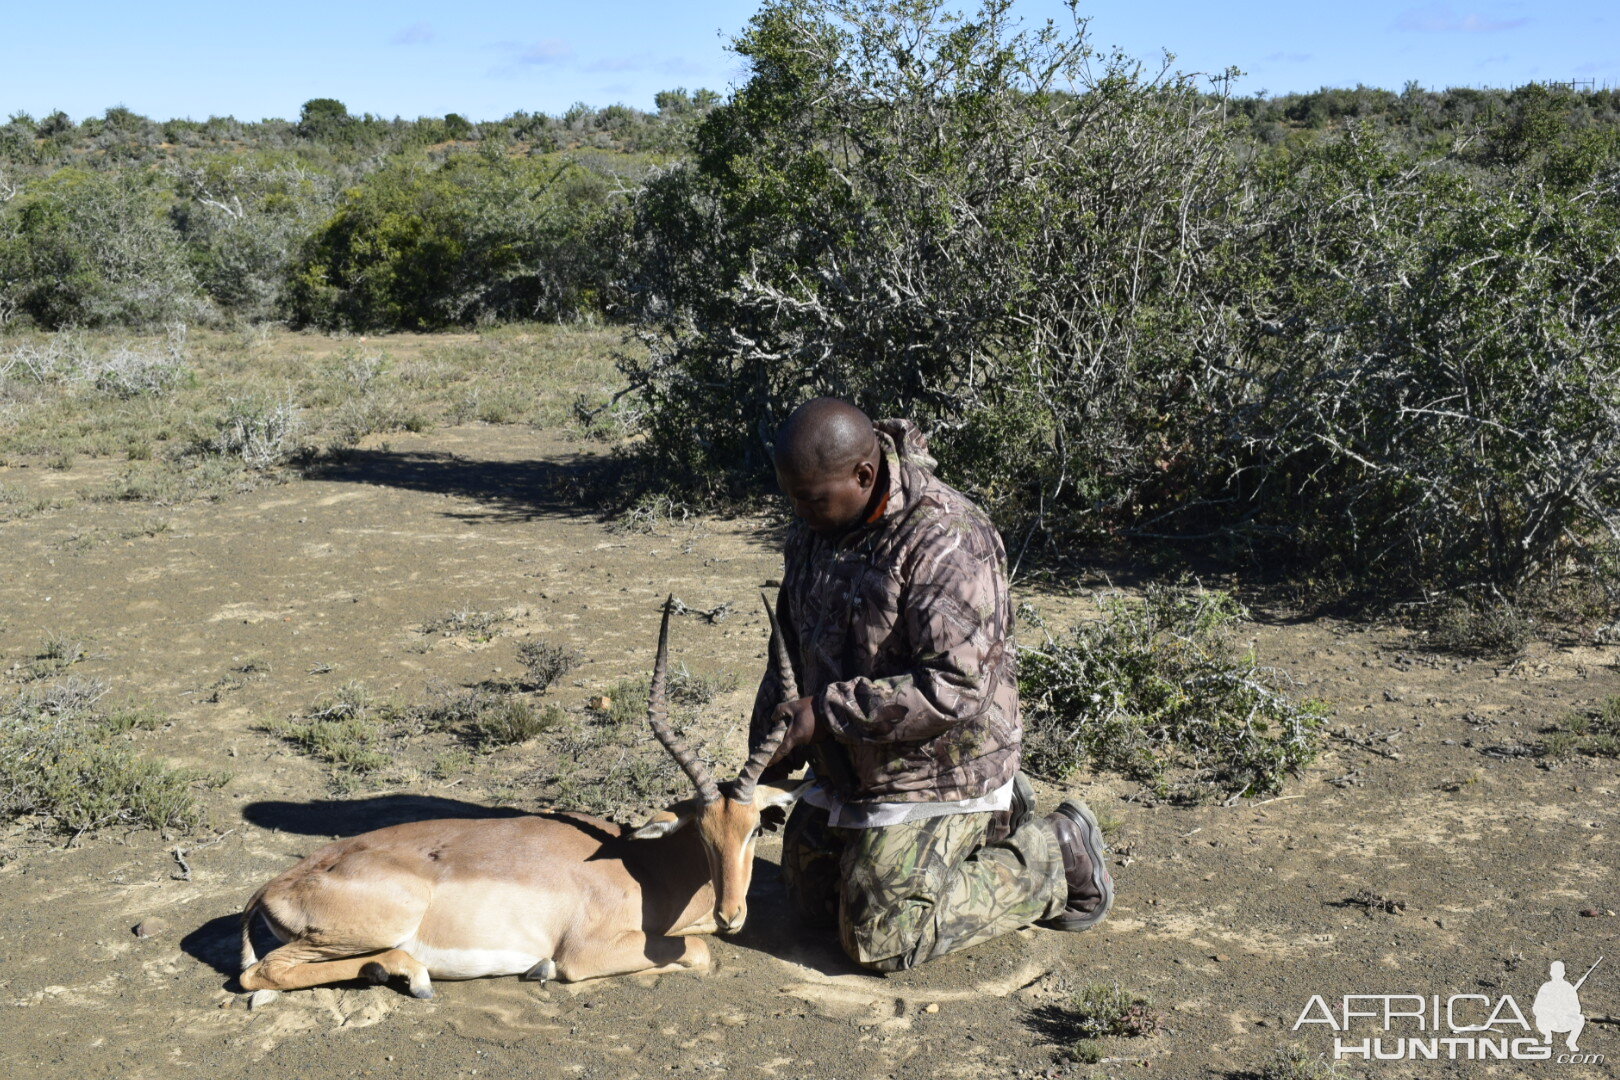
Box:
[583,54,706,77]
[391,22,435,46]
[518,39,575,66]
[1394,5,1529,33]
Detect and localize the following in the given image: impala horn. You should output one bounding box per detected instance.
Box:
[733,594,800,801]
[648,596,720,804]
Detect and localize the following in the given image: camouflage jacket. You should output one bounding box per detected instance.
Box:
[750,419,1021,804]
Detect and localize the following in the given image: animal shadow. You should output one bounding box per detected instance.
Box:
[240,794,528,837]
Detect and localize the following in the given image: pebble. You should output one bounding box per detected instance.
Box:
[1579,908,1601,917]
[132,917,169,939]
[923,1003,939,1014]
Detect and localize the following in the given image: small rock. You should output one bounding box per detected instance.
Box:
[248,989,279,1010]
[923,1003,939,1014]
[1212,954,1229,963]
[132,917,169,939]
[1579,908,1601,917]
[588,695,613,711]
[764,579,782,588]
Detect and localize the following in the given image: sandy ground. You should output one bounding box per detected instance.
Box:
[0,421,1616,1079]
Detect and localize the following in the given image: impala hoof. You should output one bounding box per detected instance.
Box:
[410,984,435,1000]
[523,958,557,985]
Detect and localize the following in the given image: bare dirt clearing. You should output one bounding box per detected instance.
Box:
[1,351,1617,1078]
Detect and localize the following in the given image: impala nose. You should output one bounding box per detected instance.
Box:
[717,909,747,934]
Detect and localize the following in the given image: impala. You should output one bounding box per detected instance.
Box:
[238,596,807,996]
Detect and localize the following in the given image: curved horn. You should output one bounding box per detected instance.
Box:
[648,596,720,804]
[734,715,791,801]
[761,591,800,702]
[734,593,801,802]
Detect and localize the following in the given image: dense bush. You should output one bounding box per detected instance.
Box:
[287,154,633,329]
[622,0,1620,605]
[1018,583,1327,802]
[0,167,208,327]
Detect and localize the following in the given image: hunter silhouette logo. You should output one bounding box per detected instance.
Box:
[1293,954,1605,1064]
[1534,958,1600,1052]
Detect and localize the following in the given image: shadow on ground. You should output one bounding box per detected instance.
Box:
[310,447,627,524]
[241,794,529,837]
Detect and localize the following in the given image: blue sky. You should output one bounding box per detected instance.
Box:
[0,1,1611,123]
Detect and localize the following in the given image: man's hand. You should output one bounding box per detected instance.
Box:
[767,696,826,769]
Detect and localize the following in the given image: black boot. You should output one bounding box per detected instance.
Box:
[1038,800,1114,932]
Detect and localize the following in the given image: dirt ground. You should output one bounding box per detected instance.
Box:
[0,413,1616,1080]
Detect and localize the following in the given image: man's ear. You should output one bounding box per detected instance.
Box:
[854,459,876,491]
[630,805,697,840]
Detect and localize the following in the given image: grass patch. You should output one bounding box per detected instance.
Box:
[0,325,635,515]
[260,682,401,787]
[420,607,510,642]
[1239,1046,1352,1080]
[412,679,564,746]
[1538,696,1620,759]
[1027,982,1162,1065]
[1019,581,1329,803]
[0,678,214,836]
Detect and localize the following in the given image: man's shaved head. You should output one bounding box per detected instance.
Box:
[774,398,878,479]
[772,398,886,538]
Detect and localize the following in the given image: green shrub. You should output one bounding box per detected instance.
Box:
[622,0,1620,609]
[261,682,399,781]
[286,153,633,330]
[0,167,207,328]
[515,639,583,693]
[210,394,305,468]
[474,698,564,745]
[0,678,208,835]
[1019,583,1328,802]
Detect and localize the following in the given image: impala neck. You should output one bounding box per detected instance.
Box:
[631,817,721,934]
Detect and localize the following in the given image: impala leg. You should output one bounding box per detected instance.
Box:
[554,932,710,983]
[243,943,433,998]
[358,949,434,999]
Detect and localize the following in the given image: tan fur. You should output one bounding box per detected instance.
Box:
[239,785,805,996]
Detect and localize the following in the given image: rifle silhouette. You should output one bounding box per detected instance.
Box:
[1573,956,1603,991]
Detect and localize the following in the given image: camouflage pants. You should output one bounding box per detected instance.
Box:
[781,800,1067,973]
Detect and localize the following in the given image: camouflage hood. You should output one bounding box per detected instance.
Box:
[751,418,1021,804]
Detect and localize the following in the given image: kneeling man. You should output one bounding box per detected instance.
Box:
[753,397,1113,972]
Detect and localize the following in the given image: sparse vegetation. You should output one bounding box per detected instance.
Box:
[515,639,584,692]
[668,663,738,706]
[419,607,511,642]
[260,682,400,786]
[1028,982,1162,1065]
[1539,696,1620,759]
[1425,596,1536,657]
[209,394,305,469]
[1019,583,1329,802]
[0,678,212,835]
[474,698,565,746]
[1241,1045,1352,1080]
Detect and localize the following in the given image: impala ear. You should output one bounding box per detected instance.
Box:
[630,805,697,840]
[756,778,815,810]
